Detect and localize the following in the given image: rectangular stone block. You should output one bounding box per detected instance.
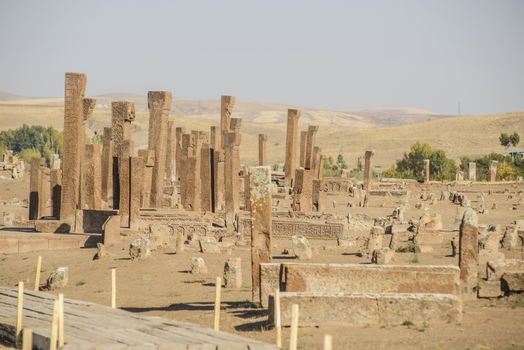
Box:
[103,215,121,246]
[283,263,460,295]
[34,220,71,233]
[269,292,462,326]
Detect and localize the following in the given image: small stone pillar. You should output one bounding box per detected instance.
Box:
[459,207,479,295]
[119,141,133,227]
[299,130,308,168]
[292,168,314,212]
[83,144,102,210]
[489,160,498,182]
[244,170,251,211]
[165,120,177,184]
[29,157,42,220]
[138,149,154,208]
[317,155,324,180]
[423,159,430,184]
[363,150,375,191]
[225,118,241,218]
[61,72,86,223]
[175,127,186,180]
[304,125,319,170]
[468,162,476,181]
[50,154,61,170]
[50,169,62,219]
[201,144,213,212]
[214,149,225,211]
[249,166,272,305]
[312,179,326,212]
[210,126,219,150]
[312,146,322,179]
[101,127,113,206]
[147,91,172,207]
[39,166,50,218]
[258,134,268,166]
[220,96,236,150]
[224,257,242,288]
[111,101,135,210]
[79,98,96,209]
[284,109,301,186]
[129,156,144,229]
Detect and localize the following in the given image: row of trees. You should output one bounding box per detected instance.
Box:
[381,143,457,181]
[328,132,522,181]
[0,125,63,166]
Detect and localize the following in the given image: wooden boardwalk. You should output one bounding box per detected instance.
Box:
[0,287,276,349]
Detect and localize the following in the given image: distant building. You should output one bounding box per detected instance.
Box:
[508,148,524,159]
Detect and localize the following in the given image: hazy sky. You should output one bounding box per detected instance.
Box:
[1,0,523,115]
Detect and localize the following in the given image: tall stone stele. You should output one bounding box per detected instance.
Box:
[249,166,272,305]
[147,91,172,207]
[284,109,301,187]
[60,72,87,225]
[258,134,268,166]
[304,124,319,171]
[111,101,135,210]
[363,150,375,191]
[459,207,479,296]
[220,96,236,150]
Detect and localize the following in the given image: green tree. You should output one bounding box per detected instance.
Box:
[0,125,63,166]
[510,132,520,147]
[499,133,511,153]
[391,142,457,182]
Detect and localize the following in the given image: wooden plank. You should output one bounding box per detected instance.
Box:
[0,287,276,348]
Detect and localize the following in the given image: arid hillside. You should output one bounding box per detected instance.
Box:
[0,96,522,168]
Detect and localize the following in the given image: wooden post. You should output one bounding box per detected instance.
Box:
[289,304,299,350]
[16,281,23,345]
[34,256,42,291]
[274,288,282,348]
[323,334,333,350]
[111,268,116,309]
[58,293,64,347]
[22,328,32,350]
[213,277,222,331]
[50,299,59,350]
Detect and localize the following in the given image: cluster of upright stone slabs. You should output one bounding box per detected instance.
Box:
[25,71,524,336]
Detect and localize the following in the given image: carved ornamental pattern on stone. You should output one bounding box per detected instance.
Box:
[239,217,343,240]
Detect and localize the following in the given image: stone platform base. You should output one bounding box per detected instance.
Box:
[269,292,462,326]
[0,230,100,254]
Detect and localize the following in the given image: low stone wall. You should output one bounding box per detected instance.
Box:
[269,292,462,326]
[259,263,460,307]
[0,232,92,254]
[283,263,460,295]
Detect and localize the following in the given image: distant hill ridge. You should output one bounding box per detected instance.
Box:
[0,91,449,128]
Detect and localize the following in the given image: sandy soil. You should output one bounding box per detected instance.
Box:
[1,178,524,349]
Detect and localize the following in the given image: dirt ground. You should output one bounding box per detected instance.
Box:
[1,176,524,349]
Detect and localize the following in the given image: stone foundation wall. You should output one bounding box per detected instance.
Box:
[269,292,462,326]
